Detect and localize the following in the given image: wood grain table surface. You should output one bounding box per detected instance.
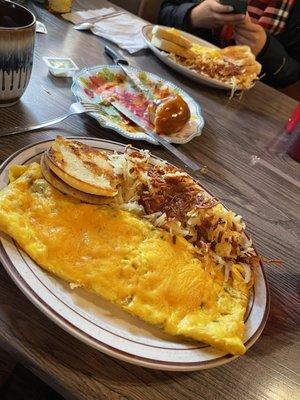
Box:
[0,1,299,399]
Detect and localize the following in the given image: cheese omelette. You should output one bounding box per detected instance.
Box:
[0,162,251,355]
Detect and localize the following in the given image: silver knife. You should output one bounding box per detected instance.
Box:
[109,99,203,173]
[104,46,155,101]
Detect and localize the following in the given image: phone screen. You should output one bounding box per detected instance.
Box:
[219,0,248,14]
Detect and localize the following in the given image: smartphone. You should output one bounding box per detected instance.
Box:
[219,0,248,14]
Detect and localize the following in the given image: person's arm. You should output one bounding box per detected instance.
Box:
[234,14,300,88]
[158,0,245,42]
[158,1,200,30]
[257,35,300,88]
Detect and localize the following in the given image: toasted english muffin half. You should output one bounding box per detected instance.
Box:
[45,136,119,197]
[151,36,195,59]
[221,45,262,75]
[40,153,114,205]
[152,26,192,49]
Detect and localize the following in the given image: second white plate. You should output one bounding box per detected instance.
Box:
[142,25,232,90]
[0,138,270,371]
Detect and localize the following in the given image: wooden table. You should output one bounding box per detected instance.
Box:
[0,1,299,399]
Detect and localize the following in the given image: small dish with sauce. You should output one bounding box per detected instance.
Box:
[43,57,79,77]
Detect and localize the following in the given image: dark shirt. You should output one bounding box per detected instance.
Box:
[158,0,300,88]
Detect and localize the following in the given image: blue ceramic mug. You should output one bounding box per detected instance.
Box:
[0,1,36,107]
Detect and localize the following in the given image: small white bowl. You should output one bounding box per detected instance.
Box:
[43,57,79,77]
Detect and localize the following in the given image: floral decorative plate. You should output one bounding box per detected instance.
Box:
[71,65,204,145]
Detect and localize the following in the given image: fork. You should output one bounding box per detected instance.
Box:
[0,102,101,138]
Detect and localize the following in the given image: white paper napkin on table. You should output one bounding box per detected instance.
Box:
[63,8,148,54]
[92,13,148,54]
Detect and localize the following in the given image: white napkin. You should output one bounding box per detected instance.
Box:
[70,8,148,54]
[92,13,147,54]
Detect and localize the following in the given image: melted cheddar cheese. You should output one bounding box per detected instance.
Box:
[191,43,220,58]
[0,163,250,355]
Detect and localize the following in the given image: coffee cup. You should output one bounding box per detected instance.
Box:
[0,1,36,107]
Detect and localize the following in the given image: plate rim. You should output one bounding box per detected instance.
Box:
[0,137,270,371]
[71,64,205,145]
[142,24,234,90]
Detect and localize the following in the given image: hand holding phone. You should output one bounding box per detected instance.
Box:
[234,13,267,55]
[189,0,246,29]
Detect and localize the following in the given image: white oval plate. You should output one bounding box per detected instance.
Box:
[71,65,204,145]
[0,138,270,371]
[142,25,232,90]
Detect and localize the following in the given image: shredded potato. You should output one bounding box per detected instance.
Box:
[169,52,259,92]
[108,149,259,287]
